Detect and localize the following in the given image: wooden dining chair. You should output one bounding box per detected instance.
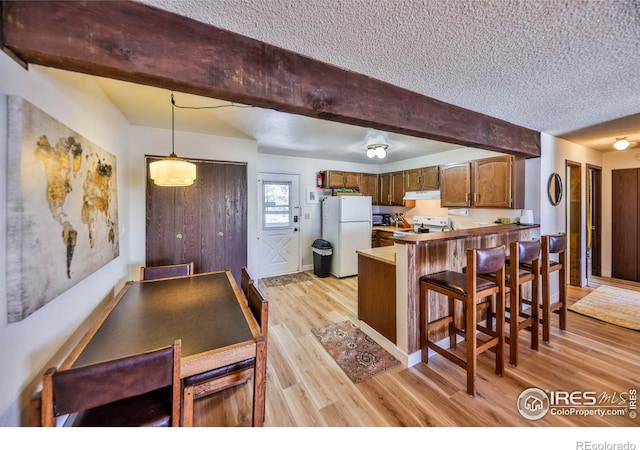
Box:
[140,262,194,281]
[241,266,252,298]
[41,339,181,427]
[182,281,269,426]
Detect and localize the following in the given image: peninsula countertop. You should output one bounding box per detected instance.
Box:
[392,223,540,244]
[356,245,396,265]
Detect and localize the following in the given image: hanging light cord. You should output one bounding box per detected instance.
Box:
[171,94,176,157]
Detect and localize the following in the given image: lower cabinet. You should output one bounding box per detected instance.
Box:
[377,230,395,247]
[357,255,396,343]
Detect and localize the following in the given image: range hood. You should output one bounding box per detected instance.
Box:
[403,190,441,200]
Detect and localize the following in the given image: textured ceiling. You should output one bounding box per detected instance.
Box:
[99,0,640,160]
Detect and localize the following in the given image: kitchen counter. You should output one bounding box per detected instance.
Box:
[356,246,396,265]
[356,222,540,367]
[391,223,539,243]
[357,245,397,344]
[372,225,412,233]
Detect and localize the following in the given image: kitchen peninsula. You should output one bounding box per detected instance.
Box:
[356,223,539,367]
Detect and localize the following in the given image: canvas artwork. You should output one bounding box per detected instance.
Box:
[6,97,119,322]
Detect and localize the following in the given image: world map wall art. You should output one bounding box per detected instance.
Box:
[7,97,119,322]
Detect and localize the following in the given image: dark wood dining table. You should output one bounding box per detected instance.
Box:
[58,270,266,426]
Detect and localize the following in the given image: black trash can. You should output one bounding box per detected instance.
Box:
[312,239,333,278]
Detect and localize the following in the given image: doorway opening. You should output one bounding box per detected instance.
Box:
[586,164,602,282]
[566,161,582,287]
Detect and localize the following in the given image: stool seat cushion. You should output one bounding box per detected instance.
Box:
[421,271,497,297]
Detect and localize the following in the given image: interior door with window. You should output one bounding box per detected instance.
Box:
[257,173,301,278]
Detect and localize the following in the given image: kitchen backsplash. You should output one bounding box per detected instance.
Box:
[394,199,527,230]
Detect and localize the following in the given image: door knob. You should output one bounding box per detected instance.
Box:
[176,233,183,239]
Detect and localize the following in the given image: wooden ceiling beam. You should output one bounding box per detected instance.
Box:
[2,0,539,157]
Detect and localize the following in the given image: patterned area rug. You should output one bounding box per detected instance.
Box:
[311,320,401,383]
[569,285,640,331]
[260,271,313,287]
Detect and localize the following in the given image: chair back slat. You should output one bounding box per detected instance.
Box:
[140,262,194,281]
[247,282,269,338]
[241,266,252,298]
[517,240,541,264]
[474,245,506,274]
[547,234,567,254]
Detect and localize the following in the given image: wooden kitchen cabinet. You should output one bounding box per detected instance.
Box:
[378,173,391,205]
[359,173,378,203]
[440,156,524,209]
[358,254,396,343]
[377,230,395,247]
[440,162,472,207]
[322,170,360,189]
[378,172,405,206]
[405,166,439,191]
[391,172,405,205]
[473,155,524,208]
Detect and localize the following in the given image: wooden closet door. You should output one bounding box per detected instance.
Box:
[611,168,639,281]
[146,158,247,285]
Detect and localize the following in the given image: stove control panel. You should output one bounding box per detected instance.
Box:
[411,215,451,227]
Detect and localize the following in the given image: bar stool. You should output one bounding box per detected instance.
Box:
[540,234,567,341]
[505,240,540,365]
[419,246,506,396]
[520,234,567,342]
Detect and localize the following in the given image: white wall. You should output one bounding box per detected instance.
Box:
[0,58,132,426]
[540,133,603,286]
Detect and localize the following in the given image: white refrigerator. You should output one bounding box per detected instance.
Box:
[322,196,372,278]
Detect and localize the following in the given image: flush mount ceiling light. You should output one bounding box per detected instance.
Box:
[149,94,197,187]
[366,143,388,159]
[614,137,630,151]
[365,130,389,159]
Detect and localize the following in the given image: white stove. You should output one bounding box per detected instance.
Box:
[393,215,451,236]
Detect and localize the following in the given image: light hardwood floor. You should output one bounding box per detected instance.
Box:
[194,272,639,427]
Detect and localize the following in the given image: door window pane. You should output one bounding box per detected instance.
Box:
[263,181,291,229]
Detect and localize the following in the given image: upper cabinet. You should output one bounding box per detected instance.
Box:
[322,170,360,189]
[405,166,440,191]
[440,163,472,207]
[378,171,405,206]
[359,173,378,203]
[440,155,524,209]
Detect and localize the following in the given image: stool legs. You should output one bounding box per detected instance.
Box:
[540,235,567,342]
[508,271,539,365]
[542,271,551,342]
[465,295,477,395]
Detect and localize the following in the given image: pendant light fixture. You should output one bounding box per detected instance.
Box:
[149,94,197,187]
